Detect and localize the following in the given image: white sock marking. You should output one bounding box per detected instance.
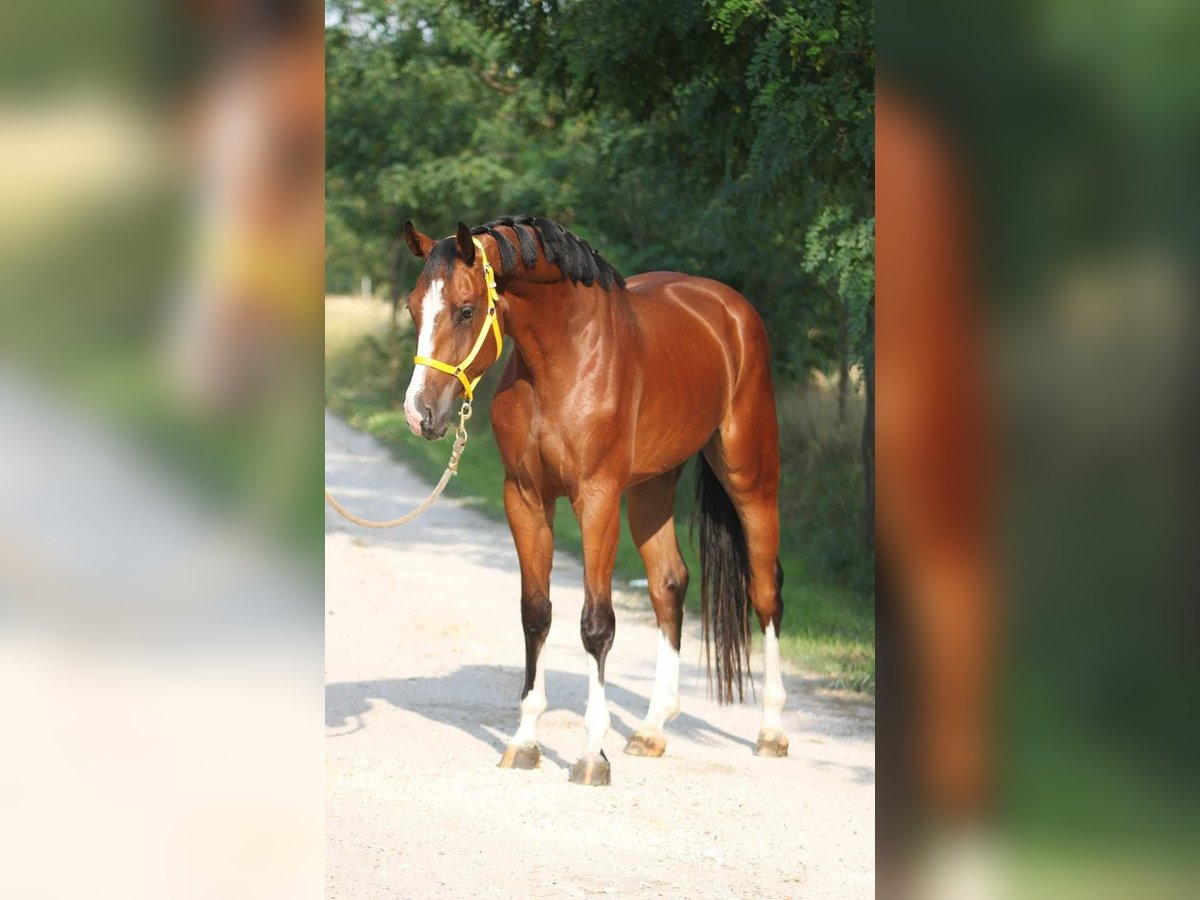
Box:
[641,631,680,733]
[582,656,610,757]
[510,652,545,746]
[761,622,786,733]
[403,278,444,434]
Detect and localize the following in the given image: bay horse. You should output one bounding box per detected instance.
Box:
[402,216,787,786]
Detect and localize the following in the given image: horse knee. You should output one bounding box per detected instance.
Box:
[580,597,616,669]
[663,564,689,603]
[522,591,552,640]
[646,563,688,648]
[649,560,688,605]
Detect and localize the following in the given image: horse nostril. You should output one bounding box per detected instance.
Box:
[419,405,440,439]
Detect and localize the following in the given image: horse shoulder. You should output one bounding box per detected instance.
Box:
[490,355,537,471]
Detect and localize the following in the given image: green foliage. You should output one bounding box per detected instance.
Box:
[327,0,874,379]
[326,0,560,293]
[707,0,875,192]
[802,205,875,366]
[440,0,874,377]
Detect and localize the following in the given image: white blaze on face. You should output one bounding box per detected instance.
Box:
[403,278,445,435]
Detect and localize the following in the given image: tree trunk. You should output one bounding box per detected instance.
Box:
[839,358,850,423]
[838,296,850,422]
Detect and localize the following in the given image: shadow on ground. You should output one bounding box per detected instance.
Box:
[326,664,755,768]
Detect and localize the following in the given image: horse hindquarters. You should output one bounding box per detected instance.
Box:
[624,467,688,757]
[698,343,788,754]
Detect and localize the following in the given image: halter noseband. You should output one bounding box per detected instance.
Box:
[412,238,504,401]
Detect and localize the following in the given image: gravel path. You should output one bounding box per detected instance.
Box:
[325,411,874,898]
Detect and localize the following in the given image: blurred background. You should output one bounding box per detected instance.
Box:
[324,0,877,689]
[8,0,1197,895]
[879,1,1199,898]
[0,1,323,897]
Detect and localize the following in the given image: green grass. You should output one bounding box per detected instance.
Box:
[326,300,874,691]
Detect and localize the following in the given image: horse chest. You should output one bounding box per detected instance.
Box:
[494,396,624,495]
[532,417,615,493]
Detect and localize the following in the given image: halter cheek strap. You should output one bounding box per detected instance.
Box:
[412,238,504,401]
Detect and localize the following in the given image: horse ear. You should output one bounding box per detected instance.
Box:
[404,220,433,259]
[455,222,476,267]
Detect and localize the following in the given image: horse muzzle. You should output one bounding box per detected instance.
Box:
[404,396,451,440]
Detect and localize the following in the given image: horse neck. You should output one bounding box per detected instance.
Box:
[499,277,623,391]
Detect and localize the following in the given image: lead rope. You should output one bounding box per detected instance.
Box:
[324,401,473,528]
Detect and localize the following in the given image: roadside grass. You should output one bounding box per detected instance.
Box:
[326,298,874,692]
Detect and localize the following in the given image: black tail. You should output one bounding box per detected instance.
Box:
[694,455,753,704]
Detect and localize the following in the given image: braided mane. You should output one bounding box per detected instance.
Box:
[470,215,625,291]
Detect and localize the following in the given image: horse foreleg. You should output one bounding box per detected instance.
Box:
[569,484,621,786]
[498,480,555,770]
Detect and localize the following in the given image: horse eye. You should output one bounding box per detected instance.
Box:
[461,307,474,321]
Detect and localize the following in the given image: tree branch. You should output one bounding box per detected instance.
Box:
[473,66,518,96]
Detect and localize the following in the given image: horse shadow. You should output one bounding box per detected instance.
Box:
[326,663,754,769]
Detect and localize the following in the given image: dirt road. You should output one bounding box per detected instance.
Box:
[325,411,874,898]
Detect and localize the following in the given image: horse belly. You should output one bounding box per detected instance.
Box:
[629,369,726,482]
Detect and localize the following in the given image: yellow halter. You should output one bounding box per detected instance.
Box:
[412,238,504,401]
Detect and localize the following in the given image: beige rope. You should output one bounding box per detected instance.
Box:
[324,402,472,529]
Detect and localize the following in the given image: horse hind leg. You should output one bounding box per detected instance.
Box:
[753,557,788,757]
[703,420,788,757]
[623,468,687,758]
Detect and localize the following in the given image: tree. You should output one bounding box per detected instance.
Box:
[325,0,557,307]
[325,0,876,558]
[457,0,875,378]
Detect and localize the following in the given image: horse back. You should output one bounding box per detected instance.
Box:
[624,271,771,384]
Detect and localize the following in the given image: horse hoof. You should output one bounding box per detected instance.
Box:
[498,743,541,770]
[624,732,667,757]
[755,730,789,758]
[568,751,611,786]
